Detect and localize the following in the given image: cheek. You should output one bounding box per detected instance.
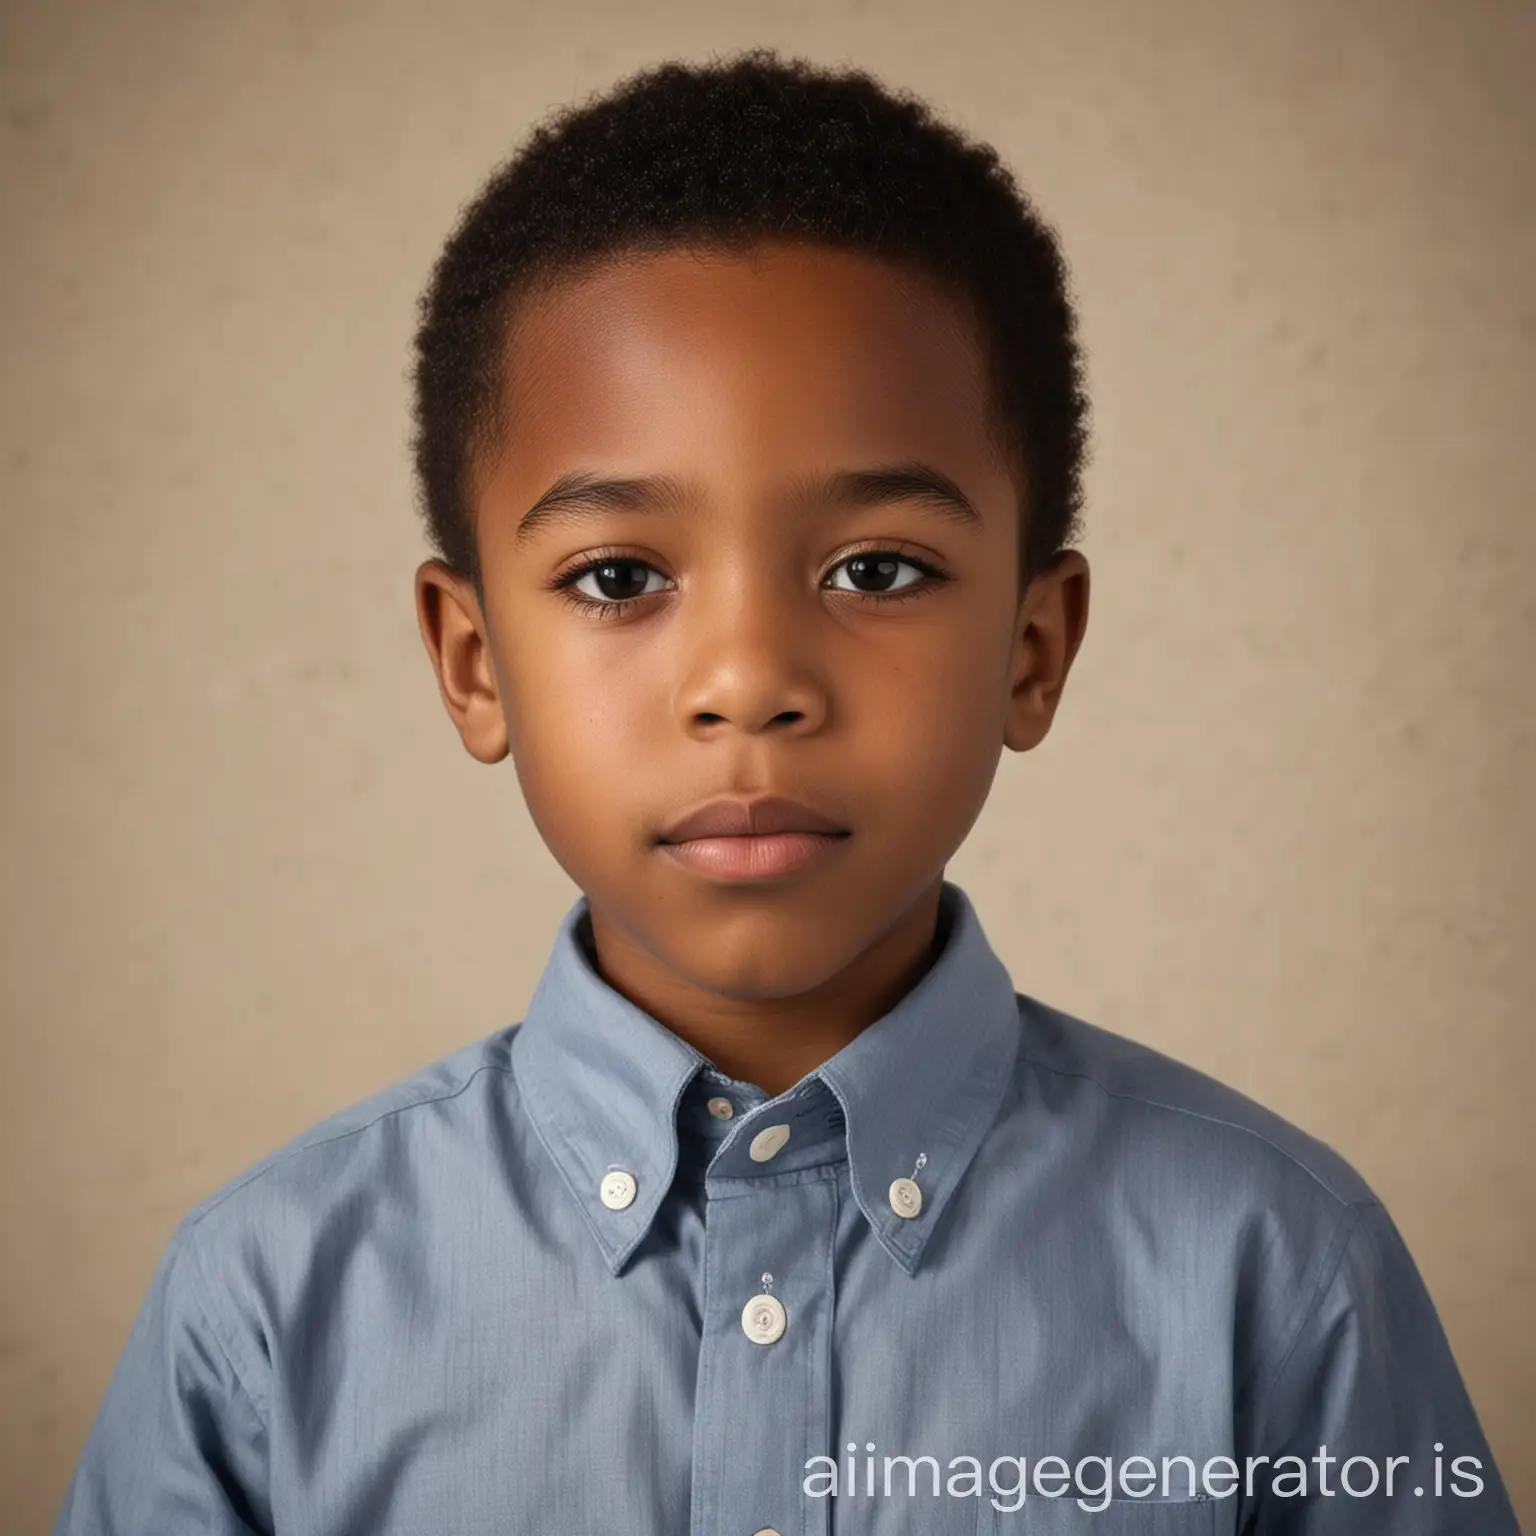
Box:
[921,668,1007,781]
[852,625,1011,820]
[491,594,1012,865]
[494,624,661,845]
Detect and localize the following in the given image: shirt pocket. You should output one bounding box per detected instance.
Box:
[978,1494,1223,1534]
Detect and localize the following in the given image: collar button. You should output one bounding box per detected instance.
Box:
[748,1123,791,1161]
[599,1170,637,1210]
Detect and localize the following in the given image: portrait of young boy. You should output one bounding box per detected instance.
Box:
[50,47,1523,1536]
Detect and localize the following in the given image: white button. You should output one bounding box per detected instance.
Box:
[748,1123,791,1161]
[753,1529,783,1536]
[889,1176,923,1219]
[706,1096,734,1120]
[599,1170,637,1210]
[741,1292,787,1345]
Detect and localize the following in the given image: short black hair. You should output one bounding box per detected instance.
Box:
[409,47,1089,595]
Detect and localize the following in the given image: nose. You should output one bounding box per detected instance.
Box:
[671,574,830,737]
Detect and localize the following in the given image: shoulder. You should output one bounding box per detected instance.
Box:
[169,1024,531,1336]
[999,995,1394,1408]
[180,1026,524,1235]
[160,1026,532,1389]
[1010,990,1377,1211]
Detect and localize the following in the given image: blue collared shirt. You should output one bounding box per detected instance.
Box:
[54,882,1520,1534]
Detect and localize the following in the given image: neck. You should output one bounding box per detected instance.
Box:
[584,881,948,1098]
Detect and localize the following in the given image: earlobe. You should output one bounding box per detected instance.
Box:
[413,561,510,764]
[1002,643,1048,754]
[1001,551,1091,755]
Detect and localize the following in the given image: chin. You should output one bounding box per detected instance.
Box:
[672,920,862,1002]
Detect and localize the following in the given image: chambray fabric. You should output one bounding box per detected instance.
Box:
[54,882,1521,1535]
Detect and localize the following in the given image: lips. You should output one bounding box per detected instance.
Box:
[657,795,850,844]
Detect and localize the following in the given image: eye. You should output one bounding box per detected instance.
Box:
[566,558,672,604]
[824,550,936,596]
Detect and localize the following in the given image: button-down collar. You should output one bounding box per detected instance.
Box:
[510,880,1021,1277]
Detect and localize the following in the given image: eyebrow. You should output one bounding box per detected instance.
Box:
[513,461,986,546]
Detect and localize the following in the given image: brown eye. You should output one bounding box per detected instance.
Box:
[826,552,925,594]
[571,559,668,603]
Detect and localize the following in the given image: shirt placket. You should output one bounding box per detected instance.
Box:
[690,1160,837,1536]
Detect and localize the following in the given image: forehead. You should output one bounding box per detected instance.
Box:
[485,241,1007,502]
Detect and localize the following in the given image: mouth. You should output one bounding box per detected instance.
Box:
[655,795,852,881]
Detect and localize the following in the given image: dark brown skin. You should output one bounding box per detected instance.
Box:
[415,240,1089,1097]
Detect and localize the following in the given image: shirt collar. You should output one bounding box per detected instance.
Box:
[509,880,1021,1278]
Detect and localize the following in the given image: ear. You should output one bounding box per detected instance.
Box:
[413,560,509,764]
[1003,550,1091,753]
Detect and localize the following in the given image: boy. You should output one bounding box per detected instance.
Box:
[54,48,1520,1535]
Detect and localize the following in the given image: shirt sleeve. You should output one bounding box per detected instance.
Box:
[51,1218,273,1536]
[1245,1198,1523,1534]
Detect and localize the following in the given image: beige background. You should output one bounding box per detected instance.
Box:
[3,0,1532,1528]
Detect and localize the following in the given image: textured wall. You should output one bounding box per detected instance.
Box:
[2,0,1532,1529]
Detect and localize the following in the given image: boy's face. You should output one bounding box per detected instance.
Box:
[417,241,1088,1004]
